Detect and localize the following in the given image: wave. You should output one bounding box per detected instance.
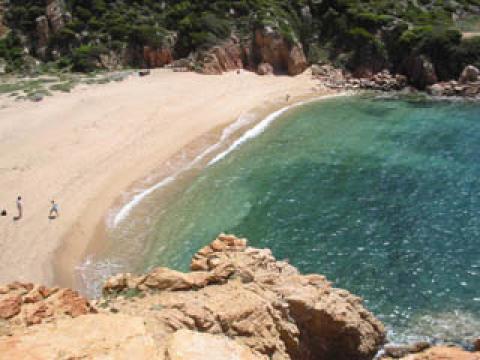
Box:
[111,112,256,227]
[111,92,348,227]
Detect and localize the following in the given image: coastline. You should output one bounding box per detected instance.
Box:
[71,90,347,296]
[0,68,332,290]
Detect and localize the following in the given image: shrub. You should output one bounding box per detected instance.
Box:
[71,44,108,72]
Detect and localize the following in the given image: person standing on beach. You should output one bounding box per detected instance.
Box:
[15,196,22,220]
[286,94,291,102]
[49,200,59,219]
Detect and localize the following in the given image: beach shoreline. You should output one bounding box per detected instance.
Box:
[0,68,332,291]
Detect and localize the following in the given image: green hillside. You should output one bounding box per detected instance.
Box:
[1,0,480,82]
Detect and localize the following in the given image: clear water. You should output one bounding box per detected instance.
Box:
[115,95,480,344]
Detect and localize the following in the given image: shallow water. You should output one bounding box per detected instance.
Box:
[91,95,480,344]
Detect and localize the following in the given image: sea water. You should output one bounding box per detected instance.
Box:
[96,94,480,344]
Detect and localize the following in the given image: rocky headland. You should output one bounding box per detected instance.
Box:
[0,234,478,359]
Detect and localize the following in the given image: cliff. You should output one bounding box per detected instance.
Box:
[0,234,385,359]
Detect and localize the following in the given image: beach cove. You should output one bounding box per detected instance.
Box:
[0,69,327,288]
[95,94,480,345]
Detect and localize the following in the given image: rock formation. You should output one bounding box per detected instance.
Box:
[0,235,385,359]
[33,0,71,59]
[199,36,245,75]
[252,28,308,76]
[198,29,308,76]
[0,282,96,331]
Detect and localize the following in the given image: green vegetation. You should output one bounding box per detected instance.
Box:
[1,0,480,81]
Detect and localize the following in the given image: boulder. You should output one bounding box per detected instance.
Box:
[383,342,430,358]
[459,65,480,83]
[0,295,21,320]
[475,338,480,352]
[165,330,266,360]
[257,62,274,75]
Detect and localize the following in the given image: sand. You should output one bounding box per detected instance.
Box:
[0,69,329,288]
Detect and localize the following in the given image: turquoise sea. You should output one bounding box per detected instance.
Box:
[86,94,480,344]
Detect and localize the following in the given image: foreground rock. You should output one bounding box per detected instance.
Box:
[103,234,385,360]
[0,282,96,331]
[0,235,385,359]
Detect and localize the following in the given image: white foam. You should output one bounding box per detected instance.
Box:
[208,92,349,166]
[111,112,256,227]
[111,92,348,227]
[112,176,176,226]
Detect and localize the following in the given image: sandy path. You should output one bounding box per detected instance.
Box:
[0,69,325,288]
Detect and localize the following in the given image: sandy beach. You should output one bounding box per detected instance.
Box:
[0,69,329,288]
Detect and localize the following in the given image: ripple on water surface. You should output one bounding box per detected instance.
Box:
[100,95,480,344]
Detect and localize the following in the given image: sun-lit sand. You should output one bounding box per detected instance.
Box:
[0,68,329,288]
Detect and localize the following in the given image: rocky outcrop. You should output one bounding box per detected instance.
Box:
[103,234,385,360]
[199,36,245,75]
[144,46,174,68]
[32,0,71,59]
[199,29,308,76]
[313,66,408,92]
[0,281,96,331]
[0,235,385,359]
[427,80,480,98]
[253,28,308,76]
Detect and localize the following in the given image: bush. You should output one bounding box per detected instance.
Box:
[71,45,108,72]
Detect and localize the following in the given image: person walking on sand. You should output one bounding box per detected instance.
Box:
[286,94,291,103]
[49,200,59,219]
[14,196,22,220]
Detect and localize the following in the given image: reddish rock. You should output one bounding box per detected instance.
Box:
[253,28,307,76]
[25,303,54,326]
[57,289,95,318]
[200,36,245,75]
[38,286,58,299]
[0,295,22,320]
[474,338,480,351]
[143,46,174,68]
